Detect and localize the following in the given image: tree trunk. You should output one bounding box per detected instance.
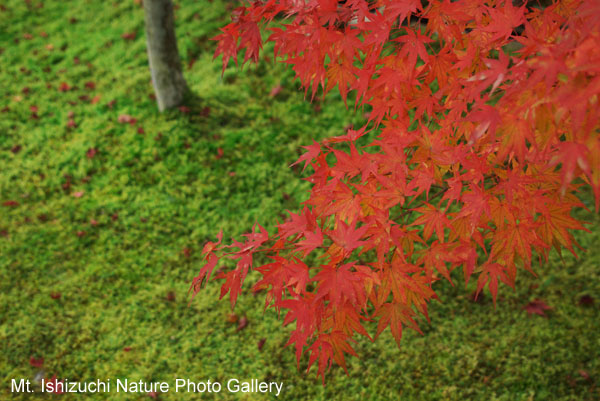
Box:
[143,0,187,111]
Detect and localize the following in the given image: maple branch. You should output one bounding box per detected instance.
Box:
[201,0,600,380]
[391,185,447,224]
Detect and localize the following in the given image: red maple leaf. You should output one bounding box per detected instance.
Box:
[277,207,316,239]
[296,227,323,256]
[328,220,369,255]
[411,203,449,242]
[374,302,421,348]
[212,24,239,75]
[523,299,553,317]
[29,356,44,368]
[313,262,366,307]
[290,141,322,172]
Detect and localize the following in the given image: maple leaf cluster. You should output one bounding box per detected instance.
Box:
[194,0,600,380]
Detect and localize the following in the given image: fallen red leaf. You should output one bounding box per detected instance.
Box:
[257,338,266,351]
[578,295,594,306]
[86,148,98,159]
[121,31,136,41]
[118,114,137,125]
[58,82,71,92]
[47,375,64,394]
[11,145,22,154]
[29,356,44,368]
[123,347,132,352]
[91,94,101,104]
[269,84,282,97]
[236,316,249,332]
[72,191,84,198]
[523,299,553,317]
[178,106,190,113]
[50,292,61,299]
[84,81,96,90]
[3,200,19,207]
[579,370,591,380]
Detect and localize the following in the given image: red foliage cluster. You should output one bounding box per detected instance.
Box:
[193,0,600,380]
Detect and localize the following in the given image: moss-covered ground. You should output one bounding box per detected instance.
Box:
[1,1,599,400]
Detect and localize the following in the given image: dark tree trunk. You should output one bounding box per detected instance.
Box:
[143,0,187,111]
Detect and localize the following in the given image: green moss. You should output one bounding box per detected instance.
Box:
[0,1,599,400]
